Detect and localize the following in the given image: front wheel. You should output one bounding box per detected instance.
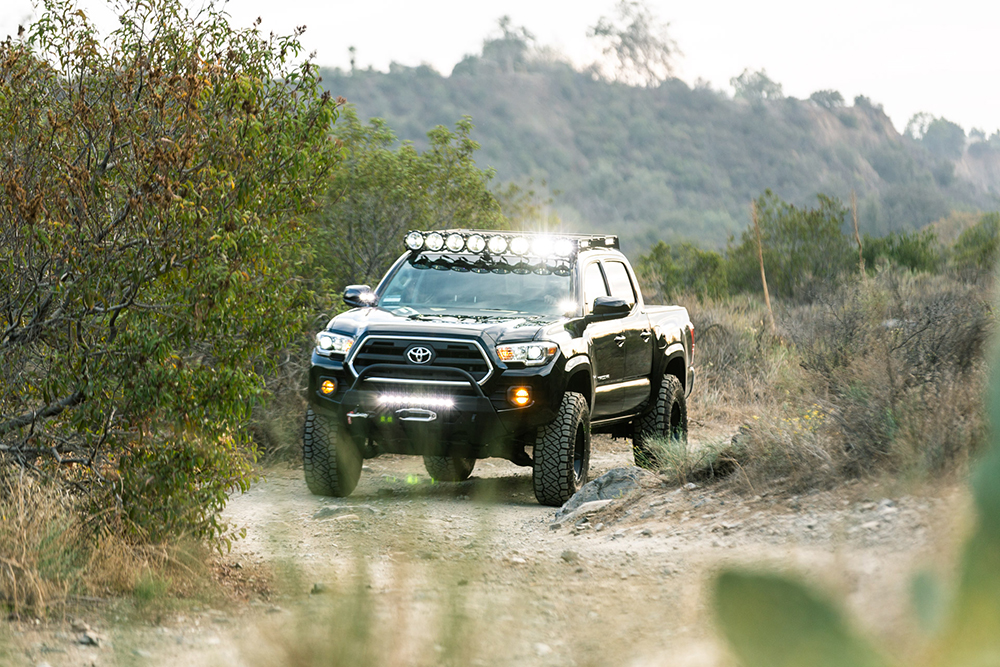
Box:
[423,455,476,482]
[632,374,688,469]
[533,392,591,507]
[302,408,362,497]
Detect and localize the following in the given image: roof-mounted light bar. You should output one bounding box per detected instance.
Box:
[403,230,620,257]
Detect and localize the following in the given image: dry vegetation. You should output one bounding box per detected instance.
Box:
[679,266,991,491]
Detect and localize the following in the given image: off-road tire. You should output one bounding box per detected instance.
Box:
[423,455,476,482]
[533,391,591,507]
[633,374,687,469]
[302,408,362,497]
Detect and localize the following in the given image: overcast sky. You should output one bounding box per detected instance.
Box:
[3,0,998,135]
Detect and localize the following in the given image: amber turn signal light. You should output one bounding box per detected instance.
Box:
[320,379,337,395]
[508,386,532,407]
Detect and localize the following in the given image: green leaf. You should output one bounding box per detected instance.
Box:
[714,571,886,667]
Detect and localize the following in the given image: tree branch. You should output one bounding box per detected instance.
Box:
[0,391,86,437]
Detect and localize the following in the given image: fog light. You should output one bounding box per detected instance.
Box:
[320,379,337,395]
[508,386,532,407]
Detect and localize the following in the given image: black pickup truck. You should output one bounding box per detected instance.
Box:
[304,230,694,506]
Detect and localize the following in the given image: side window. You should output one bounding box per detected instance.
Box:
[603,261,637,308]
[583,263,608,312]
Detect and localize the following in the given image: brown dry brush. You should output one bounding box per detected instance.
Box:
[682,268,991,489]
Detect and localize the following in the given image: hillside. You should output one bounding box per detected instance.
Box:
[318,58,1000,254]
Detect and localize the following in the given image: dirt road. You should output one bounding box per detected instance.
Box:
[7,435,966,666]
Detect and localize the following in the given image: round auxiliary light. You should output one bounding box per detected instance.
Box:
[445,233,465,252]
[405,231,424,251]
[509,236,530,255]
[487,235,508,254]
[425,232,444,252]
[532,235,555,258]
[554,238,574,257]
[320,379,337,395]
[466,234,486,253]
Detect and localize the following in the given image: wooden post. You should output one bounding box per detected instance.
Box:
[852,190,864,276]
[752,200,776,334]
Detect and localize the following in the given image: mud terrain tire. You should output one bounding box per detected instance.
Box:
[533,391,591,507]
[302,408,362,497]
[423,456,477,482]
[632,374,687,469]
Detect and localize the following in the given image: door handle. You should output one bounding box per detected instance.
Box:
[614,335,626,347]
[640,330,652,341]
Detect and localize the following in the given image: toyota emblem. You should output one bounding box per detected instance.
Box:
[405,345,434,365]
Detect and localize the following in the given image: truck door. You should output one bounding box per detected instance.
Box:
[602,260,653,415]
[582,261,627,418]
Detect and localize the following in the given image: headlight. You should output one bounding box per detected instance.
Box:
[496,341,559,366]
[316,331,355,356]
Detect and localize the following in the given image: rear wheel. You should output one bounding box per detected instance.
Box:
[302,408,362,497]
[423,455,476,482]
[533,391,591,507]
[632,374,687,469]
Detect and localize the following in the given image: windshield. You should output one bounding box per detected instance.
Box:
[378,254,575,318]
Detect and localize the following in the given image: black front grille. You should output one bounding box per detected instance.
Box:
[351,338,491,382]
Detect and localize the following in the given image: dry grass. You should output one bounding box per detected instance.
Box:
[0,470,218,617]
[681,267,991,491]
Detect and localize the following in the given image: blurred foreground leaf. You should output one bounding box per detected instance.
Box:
[714,571,886,667]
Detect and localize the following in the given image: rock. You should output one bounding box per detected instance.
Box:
[77,631,102,647]
[509,556,527,565]
[640,528,653,537]
[70,620,90,633]
[640,510,655,519]
[557,499,614,525]
[684,482,698,490]
[534,643,553,657]
[561,550,579,563]
[313,505,379,520]
[310,583,328,595]
[555,467,654,520]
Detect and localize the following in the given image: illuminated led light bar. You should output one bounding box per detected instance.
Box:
[377,394,455,409]
[402,230,619,257]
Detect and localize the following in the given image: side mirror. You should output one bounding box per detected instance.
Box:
[343,284,377,308]
[588,296,630,320]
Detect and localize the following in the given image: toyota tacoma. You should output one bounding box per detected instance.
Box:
[304,229,694,506]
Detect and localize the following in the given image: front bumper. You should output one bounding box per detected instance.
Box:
[308,352,565,459]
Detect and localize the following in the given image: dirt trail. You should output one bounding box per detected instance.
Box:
[7,435,967,667]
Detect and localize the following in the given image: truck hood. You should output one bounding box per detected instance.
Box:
[325,307,565,346]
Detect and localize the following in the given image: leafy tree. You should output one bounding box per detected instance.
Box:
[0,0,341,544]
[493,179,562,230]
[312,110,504,290]
[731,68,783,102]
[952,212,1000,279]
[862,229,942,274]
[480,16,535,74]
[922,117,966,160]
[637,241,728,303]
[809,89,844,110]
[587,0,678,87]
[727,192,853,299]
